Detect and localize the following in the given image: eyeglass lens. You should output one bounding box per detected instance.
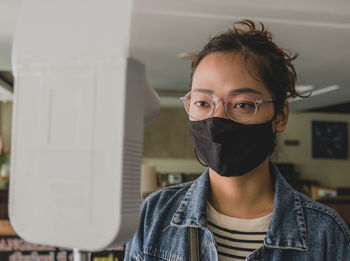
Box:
[184,92,258,122]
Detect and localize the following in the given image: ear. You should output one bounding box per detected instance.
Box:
[274,100,289,133]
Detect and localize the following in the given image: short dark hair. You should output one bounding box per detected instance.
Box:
[191,19,305,114]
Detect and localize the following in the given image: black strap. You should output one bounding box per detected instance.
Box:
[189,227,199,261]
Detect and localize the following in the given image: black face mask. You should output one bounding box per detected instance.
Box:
[189,117,275,177]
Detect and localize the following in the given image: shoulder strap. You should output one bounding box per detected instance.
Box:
[189,227,199,261]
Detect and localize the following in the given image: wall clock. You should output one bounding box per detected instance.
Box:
[312,121,348,159]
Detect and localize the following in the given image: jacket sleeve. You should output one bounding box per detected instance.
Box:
[124,199,148,260]
[326,218,350,260]
[124,235,143,261]
[334,241,350,261]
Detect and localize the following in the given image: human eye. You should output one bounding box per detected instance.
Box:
[227,93,256,113]
[190,93,213,110]
[233,102,255,110]
[194,100,210,108]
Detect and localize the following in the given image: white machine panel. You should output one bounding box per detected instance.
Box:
[9,0,159,251]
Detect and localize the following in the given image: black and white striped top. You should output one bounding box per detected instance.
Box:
[206,202,272,261]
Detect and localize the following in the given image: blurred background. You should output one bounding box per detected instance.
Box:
[0,0,350,259]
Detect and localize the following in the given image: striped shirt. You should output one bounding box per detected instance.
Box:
[207,202,272,261]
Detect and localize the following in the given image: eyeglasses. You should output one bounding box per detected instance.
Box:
[180,90,277,123]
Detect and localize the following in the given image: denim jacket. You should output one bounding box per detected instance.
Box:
[125,165,350,260]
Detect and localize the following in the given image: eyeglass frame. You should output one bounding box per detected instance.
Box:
[180,90,278,123]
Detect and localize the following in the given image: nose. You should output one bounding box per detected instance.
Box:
[212,100,230,119]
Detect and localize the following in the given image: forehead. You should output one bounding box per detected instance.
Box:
[191,52,271,98]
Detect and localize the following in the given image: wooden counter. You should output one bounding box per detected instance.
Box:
[0,219,16,236]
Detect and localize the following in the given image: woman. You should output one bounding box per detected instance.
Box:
[125,20,350,260]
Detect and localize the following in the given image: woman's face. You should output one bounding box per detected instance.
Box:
[191,52,281,126]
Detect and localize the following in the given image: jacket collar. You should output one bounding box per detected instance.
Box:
[170,163,308,251]
[170,168,210,228]
[264,164,308,251]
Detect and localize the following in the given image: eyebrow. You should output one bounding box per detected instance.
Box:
[192,87,263,95]
[229,88,263,95]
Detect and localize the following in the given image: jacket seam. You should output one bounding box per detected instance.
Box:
[142,181,193,205]
[170,181,197,226]
[162,181,193,190]
[292,192,308,250]
[136,253,144,261]
[302,202,350,246]
[144,248,182,261]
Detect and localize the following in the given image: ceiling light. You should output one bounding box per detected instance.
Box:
[177,52,196,59]
[295,85,314,93]
[311,85,340,96]
[289,85,340,103]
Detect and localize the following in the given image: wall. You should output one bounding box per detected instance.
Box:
[276,112,350,187]
[143,107,205,174]
[0,102,12,148]
[143,107,193,158]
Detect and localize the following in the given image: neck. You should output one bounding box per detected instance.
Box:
[208,158,275,219]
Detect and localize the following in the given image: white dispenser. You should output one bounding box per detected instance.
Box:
[9,0,159,251]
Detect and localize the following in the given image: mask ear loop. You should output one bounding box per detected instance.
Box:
[271,103,280,137]
[193,147,208,167]
[270,113,278,155]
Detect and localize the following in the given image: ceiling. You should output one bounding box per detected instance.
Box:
[1,0,350,112]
